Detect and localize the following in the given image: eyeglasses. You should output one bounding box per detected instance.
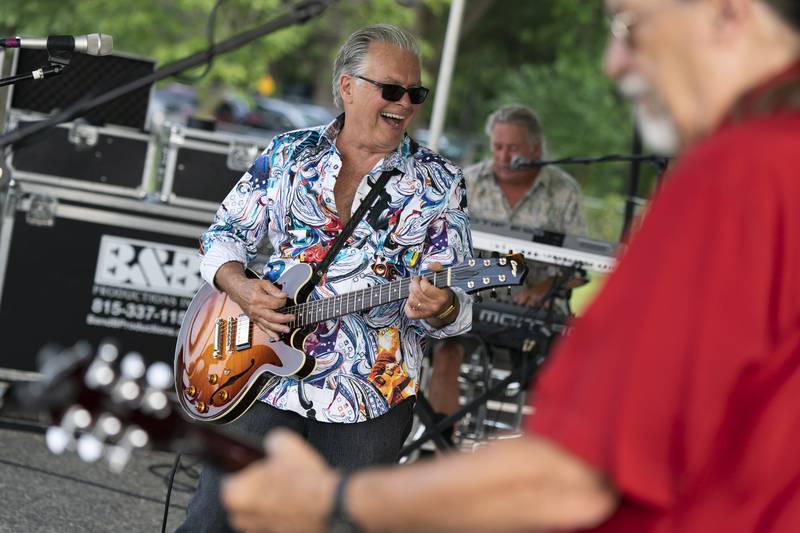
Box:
[356,75,430,104]
[607,10,639,48]
[607,1,695,49]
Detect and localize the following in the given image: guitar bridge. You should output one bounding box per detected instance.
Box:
[213,318,225,358]
[235,314,252,350]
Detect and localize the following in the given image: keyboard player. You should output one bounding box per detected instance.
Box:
[427,104,588,440]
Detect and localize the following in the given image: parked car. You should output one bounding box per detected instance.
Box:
[292,102,337,127]
[149,83,197,129]
[245,97,308,132]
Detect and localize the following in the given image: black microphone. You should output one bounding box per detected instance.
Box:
[1,34,113,56]
[510,155,541,170]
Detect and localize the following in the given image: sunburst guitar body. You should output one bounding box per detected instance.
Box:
[175,255,528,424]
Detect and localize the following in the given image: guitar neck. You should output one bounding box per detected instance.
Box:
[284,269,453,328]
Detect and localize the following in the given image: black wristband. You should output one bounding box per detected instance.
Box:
[328,472,361,533]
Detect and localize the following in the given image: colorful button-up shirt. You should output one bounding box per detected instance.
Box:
[465,160,587,303]
[200,117,473,423]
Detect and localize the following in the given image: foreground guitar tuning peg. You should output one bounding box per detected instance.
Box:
[77,433,104,463]
[97,340,120,363]
[474,293,483,303]
[45,426,72,455]
[120,352,146,380]
[85,358,116,390]
[46,405,92,455]
[145,361,173,391]
[105,425,150,473]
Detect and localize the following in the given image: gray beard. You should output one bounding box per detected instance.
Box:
[635,104,681,156]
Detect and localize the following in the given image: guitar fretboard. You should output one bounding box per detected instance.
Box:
[283,269,451,328]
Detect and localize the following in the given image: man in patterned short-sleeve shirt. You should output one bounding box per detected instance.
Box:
[427,104,587,424]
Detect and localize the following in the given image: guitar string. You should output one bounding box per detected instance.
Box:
[278,259,509,328]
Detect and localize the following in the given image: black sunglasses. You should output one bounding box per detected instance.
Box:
[356,75,430,104]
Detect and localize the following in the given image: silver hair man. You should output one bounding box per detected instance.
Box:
[331,23,421,110]
[485,104,545,151]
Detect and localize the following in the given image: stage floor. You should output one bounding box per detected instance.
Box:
[0,420,195,532]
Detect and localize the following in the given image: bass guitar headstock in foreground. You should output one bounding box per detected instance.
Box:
[0,341,264,473]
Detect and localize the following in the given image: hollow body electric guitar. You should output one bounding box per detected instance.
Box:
[174,254,527,424]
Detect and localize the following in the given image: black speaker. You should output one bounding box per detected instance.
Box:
[9,49,156,130]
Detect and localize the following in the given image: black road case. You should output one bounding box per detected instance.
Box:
[0,182,213,375]
[5,110,157,198]
[158,123,270,211]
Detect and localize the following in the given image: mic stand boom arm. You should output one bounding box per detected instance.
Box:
[0,0,333,149]
[0,49,72,88]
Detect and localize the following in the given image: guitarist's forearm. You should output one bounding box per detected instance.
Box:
[213,261,249,301]
[346,436,617,532]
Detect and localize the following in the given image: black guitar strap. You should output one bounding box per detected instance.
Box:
[311,168,399,284]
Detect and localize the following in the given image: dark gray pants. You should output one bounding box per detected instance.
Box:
[176,398,415,533]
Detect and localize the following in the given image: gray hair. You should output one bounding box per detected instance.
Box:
[331,24,421,110]
[485,104,544,149]
[763,0,800,29]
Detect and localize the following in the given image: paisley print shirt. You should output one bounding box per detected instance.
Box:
[199,117,473,423]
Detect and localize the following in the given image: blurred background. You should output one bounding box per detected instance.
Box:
[1,0,660,243]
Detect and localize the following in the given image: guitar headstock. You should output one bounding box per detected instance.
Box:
[450,253,528,294]
[3,341,263,473]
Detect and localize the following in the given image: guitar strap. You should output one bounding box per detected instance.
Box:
[311,167,399,285]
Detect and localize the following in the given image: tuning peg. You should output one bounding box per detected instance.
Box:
[113,379,142,404]
[76,413,124,464]
[490,289,497,300]
[77,433,104,463]
[120,352,146,380]
[97,340,120,363]
[46,405,92,455]
[146,361,173,391]
[96,413,123,439]
[106,426,150,473]
[85,358,116,389]
[110,352,147,405]
[474,293,483,303]
[45,426,72,455]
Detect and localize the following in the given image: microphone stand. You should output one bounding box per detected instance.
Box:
[0,49,72,88]
[0,0,333,149]
[512,153,670,174]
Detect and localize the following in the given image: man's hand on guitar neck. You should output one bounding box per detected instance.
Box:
[214,262,295,341]
[404,262,459,328]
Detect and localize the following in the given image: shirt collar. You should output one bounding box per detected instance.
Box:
[723,58,800,126]
[320,113,413,174]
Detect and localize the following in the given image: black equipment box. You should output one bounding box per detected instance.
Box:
[0,182,213,375]
[6,48,155,130]
[5,110,157,198]
[158,124,270,211]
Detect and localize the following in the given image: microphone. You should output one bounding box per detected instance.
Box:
[1,34,113,56]
[510,156,541,170]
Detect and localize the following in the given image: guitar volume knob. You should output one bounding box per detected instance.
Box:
[196,401,208,414]
[208,374,218,385]
[185,385,197,398]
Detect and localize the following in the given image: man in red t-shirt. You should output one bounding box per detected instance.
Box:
[219,2,800,532]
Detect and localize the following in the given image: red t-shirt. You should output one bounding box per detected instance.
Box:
[527,70,800,531]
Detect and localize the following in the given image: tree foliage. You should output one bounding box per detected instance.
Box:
[1,0,652,240]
